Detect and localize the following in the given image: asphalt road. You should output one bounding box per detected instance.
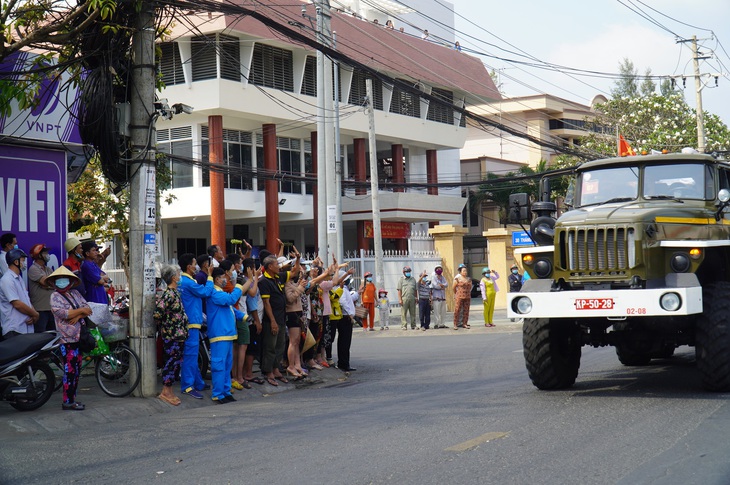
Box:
[2,324,730,485]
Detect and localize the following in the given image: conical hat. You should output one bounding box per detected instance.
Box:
[47,266,81,288]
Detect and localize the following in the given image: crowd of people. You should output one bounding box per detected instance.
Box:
[153,239,361,406]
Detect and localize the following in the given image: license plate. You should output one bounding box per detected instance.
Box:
[574,298,614,310]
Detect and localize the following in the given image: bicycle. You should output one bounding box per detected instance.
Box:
[48,337,141,398]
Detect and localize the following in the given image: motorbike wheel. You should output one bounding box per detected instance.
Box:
[10,362,55,411]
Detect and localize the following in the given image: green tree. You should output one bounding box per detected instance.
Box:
[68,155,175,275]
[640,68,656,96]
[612,58,639,99]
[578,94,730,158]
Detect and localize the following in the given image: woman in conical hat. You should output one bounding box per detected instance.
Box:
[49,265,92,411]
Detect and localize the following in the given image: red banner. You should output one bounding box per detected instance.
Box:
[364,221,411,239]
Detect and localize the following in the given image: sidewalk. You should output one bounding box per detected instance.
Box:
[0,300,523,436]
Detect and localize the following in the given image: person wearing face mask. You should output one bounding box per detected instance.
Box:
[49,266,93,410]
[80,240,111,305]
[0,248,38,339]
[358,272,376,331]
[0,232,18,278]
[62,237,86,298]
[480,267,500,328]
[206,267,246,404]
[27,244,56,333]
[397,266,418,330]
[508,264,523,293]
[430,264,448,328]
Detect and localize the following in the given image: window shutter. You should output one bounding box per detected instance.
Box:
[191,35,217,81]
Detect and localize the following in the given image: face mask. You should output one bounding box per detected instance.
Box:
[219,278,228,287]
[13,244,18,249]
[75,251,82,259]
[404,272,411,278]
[305,282,311,290]
[435,269,443,275]
[19,260,27,271]
[55,277,71,289]
[366,277,372,282]
[231,270,238,281]
[194,264,200,272]
[512,269,519,274]
[42,254,50,263]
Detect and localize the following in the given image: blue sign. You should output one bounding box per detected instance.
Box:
[144,233,156,245]
[512,231,534,247]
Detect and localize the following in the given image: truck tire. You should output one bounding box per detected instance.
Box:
[523,318,581,390]
[615,345,652,366]
[696,282,730,391]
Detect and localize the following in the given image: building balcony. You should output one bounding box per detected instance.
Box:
[341,190,466,223]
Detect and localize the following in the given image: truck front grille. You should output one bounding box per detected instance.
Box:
[565,227,631,272]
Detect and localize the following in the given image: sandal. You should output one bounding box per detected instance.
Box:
[158,394,181,406]
[242,380,252,389]
[62,402,86,411]
[463,324,471,329]
[275,375,289,384]
[249,377,265,385]
[265,376,279,387]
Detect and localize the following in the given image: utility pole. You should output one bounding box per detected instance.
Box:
[322,0,338,262]
[315,2,327,257]
[690,36,707,153]
[366,79,384,290]
[128,1,157,396]
[678,35,708,153]
[333,31,344,261]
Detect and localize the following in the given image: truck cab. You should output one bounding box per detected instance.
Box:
[508,153,730,391]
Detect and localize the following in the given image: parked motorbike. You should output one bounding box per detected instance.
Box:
[0,332,59,411]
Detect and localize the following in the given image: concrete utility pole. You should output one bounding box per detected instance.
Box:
[128,1,157,396]
[690,36,707,153]
[315,2,327,257]
[366,79,385,290]
[333,31,344,261]
[322,0,339,262]
[678,35,708,153]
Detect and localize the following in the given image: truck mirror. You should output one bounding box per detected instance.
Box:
[509,193,529,223]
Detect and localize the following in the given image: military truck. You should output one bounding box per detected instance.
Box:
[507,152,730,391]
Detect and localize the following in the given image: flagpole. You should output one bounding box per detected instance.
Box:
[616,126,620,157]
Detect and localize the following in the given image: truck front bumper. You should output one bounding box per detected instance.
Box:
[507,285,703,319]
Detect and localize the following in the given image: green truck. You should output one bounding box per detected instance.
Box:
[507,152,730,391]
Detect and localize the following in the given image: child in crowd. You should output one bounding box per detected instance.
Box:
[377,288,390,330]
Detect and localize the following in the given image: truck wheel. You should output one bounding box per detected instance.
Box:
[696,282,730,391]
[615,346,652,366]
[523,318,581,390]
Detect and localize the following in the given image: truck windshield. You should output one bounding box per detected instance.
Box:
[643,163,707,200]
[578,166,639,206]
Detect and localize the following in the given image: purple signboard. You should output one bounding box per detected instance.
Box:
[0,51,83,145]
[0,145,67,271]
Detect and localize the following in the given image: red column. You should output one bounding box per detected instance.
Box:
[263,123,279,253]
[392,144,404,192]
[209,115,226,251]
[357,221,369,252]
[311,131,318,251]
[426,149,438,196]
[354,138,367,196]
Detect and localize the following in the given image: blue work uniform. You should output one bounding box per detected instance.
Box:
[206,284,244,401]
[178,273,214,393]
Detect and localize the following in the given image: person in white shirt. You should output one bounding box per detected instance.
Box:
[336,270,357,372]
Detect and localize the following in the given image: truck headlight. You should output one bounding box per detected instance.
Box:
[534,259,552,278]
[660,292,681,311]
[513,296,533,314]
[670,253,690,273]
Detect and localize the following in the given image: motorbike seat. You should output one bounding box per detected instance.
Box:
[0,333,56,366]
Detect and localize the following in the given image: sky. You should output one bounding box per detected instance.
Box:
[416,0,730,128]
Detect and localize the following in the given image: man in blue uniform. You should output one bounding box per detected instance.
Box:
[177,253,213,399]
[207,267,246,403]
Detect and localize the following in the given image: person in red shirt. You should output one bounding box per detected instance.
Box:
[358,272,377,331]
[62,237,86,296]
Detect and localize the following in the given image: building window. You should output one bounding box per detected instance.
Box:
[349,68,382,109]
[176,238,207,259]
[158,42,184,86]
[253,135,303,194]
[390,80,420,118]
[301,56,317,97]
[191,35,217,81]
[157,127,194,188]
[427,87,454,125]
[250,43,294,92]
[201,127,254,190]
[219,34,241,82]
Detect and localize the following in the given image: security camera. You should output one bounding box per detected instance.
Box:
[301,5,306,15]
[172,103,194,115]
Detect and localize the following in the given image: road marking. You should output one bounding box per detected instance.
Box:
[445,431,509,452]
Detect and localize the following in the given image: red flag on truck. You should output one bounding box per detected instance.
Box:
[619,135,636,157]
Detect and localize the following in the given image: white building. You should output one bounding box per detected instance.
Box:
[155,0,500,259]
